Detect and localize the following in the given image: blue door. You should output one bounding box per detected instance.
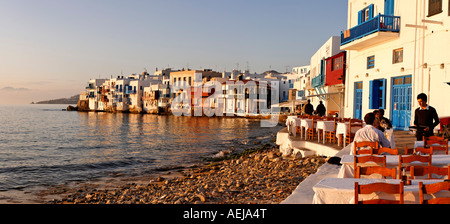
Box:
[385,0,395,16]
[354,82,363,120]
[391,76,412,130]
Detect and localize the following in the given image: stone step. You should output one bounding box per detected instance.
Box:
[292,147,316,158]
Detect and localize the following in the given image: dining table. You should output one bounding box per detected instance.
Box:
[300,119,313,140]
[335,122,366,147]
[286,116,301,137]
[316,120,335,144]
[337,154,450,178]
[312,178,448,204]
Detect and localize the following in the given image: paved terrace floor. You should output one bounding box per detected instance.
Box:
[280,129,417,204]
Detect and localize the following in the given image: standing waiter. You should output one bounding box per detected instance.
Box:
[413,93,440,141]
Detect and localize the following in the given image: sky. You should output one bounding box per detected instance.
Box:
[0,0,348,104]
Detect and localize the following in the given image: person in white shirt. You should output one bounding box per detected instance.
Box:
[354,112,391,148]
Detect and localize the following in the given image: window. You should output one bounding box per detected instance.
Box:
[428,0,443,17]
[333,56,344,71]
[367,56,375,69]
[369,79,387,109]
[358,4,374,24]
[393,48,403,64]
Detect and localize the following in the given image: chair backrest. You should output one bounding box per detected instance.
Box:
[354,155,387,176]
[356,166,397,179]
[415,147,434,155]
[349,119,363,133]
[430,144,449,155]
[424,138,448,154]
[398,155,432,179]
[354,141,379,155]
[373,147,399,155]
[423,136,445,143]
[419,182,450,204]
[355,182,404,204]
[410,166,450,179]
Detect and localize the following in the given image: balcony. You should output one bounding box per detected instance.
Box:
[125,89,137,95]
[311,74,325,88]
[341,14,401,51]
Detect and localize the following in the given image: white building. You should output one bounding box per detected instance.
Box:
[86,79,107,111]
[342,0,450,130]
[308,36,345,116]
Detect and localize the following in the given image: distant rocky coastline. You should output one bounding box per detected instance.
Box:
[32,95,79,105]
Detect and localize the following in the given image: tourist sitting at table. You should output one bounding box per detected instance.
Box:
[354,112,391,148]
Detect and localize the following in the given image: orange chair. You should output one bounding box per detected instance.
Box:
[325,118,338,144]
[373,147,399,155]
[346,119,364,145]
[354,155,386,177]
[410,166,450,179]
[398,155,432,179]
[423,136,448,154]
[355,182,404,204]
[353,141,379,155]
[414,147,434,155]
[356,166,397,179]
[404,147,415,155]
[419,182,450,204]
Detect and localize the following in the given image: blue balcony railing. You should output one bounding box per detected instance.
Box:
[311,74,325,88]
[341,14,401,46]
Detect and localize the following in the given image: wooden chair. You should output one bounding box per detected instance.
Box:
[373,147,399,155]
[354,155,386,177]
[306,117,316,141]
[325,118,338,144]
[414,147,434,155]
[354,182,404,204]
[353,141,379,155]
[356,166,397,179]
[419,182,450,204]
[425,140,449,154]
[410,166,450,179]
[398,155,432,179]
[404,147,415,155]
[346,119,364,145]
[423,136,445,143]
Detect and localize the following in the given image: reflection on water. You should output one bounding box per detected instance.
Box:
[0,104,282,192]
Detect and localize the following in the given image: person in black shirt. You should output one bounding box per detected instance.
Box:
[316,101,326,117]
[305,100,314,115]
[414,93,440,141]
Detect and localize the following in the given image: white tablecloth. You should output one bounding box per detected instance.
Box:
[336,122,365,147]
[337,154,450,178]
[316,121,335,144]
[312,178,446,204]
[301,119,313,140]
[286,117,301,137]
[385,129,395,149]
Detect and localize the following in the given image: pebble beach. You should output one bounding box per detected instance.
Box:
[46,143,328,204]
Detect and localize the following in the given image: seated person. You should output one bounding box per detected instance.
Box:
[378,109,393,130]
[354,112,391,148]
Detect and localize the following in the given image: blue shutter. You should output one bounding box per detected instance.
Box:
[369,80,380,109]
[380,79,386,109]
[358,10,362,24]
[385,0,394,16]
[369,4,374,19]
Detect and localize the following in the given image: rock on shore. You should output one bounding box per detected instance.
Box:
[49,147,327,204]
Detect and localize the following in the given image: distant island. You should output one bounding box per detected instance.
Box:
[32,95,79,105]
